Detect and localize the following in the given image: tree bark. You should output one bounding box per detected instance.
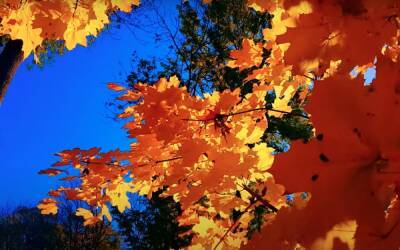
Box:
[0,39,24,104]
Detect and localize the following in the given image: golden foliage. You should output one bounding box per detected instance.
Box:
[37,0,400,249]
[0,0,140,58]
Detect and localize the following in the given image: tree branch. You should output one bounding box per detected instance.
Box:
[0,39,24,103]
[213,203,253,250]
[241,185,278,213]
[183,107,309,122]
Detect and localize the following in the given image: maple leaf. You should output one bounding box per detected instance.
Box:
[245,56,400,249]
[227,39,264,70]
[37,198,58,215]
[275,0,398,75]
[107,180,135,212]
[107,82,126,92]
[38,168,67,176]
[76,208,100,226]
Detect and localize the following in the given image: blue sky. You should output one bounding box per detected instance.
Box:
[0,3,178,206]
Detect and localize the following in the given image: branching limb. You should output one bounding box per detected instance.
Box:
[241,185,278,213]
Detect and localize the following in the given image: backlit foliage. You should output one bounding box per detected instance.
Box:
[38,0,400,249]
[0,0,139,59]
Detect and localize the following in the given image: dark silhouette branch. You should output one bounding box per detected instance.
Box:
[182,107,309,122]
[242,185,278,213]
[80,156,184,168]
[0,39,24,103]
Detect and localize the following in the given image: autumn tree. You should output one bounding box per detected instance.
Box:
[119,0,312,151]
[0,0,139,102]
[122,0,272,93]
[0,202,119,250]
[38,0,400,249]
[112,189,193,249]
[55,197,120,250]
[110,2,297,247]
[0,206,62,249]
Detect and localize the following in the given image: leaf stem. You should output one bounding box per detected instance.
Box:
[242,185,278,213]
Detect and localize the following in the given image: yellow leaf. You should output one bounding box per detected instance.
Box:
[269,85,295,118]
[76,207,99,226]
[311,220,357,250]
[0,2,42,58]
[100,204,112,222]
[252,143,274,171]
[112,0,140,12]
[192,217,218,238]
[37,198,58,215]
[107,181,133,212]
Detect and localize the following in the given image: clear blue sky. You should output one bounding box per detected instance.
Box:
[0,2,178,206]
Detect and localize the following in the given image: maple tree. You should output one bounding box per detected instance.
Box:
[112,188,193,249]
[0,0,139,102]
[120,0,311,152]
[122,0,272,94]
[37,0,400,249]
[242,0,400,249]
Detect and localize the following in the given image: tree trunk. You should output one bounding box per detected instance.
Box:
[0,39,24,103]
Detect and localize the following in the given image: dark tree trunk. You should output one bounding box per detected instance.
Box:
[0,39,24,103]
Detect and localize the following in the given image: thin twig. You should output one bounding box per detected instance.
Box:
[80,159,119,167]
[72,0,79,17]
[183,107,309,122]
[214,203,254,250]
[136,156,184,167]
[80,156,183,168]
[302,74,317,81]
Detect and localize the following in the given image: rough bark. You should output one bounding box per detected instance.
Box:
[0,39,24,103]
